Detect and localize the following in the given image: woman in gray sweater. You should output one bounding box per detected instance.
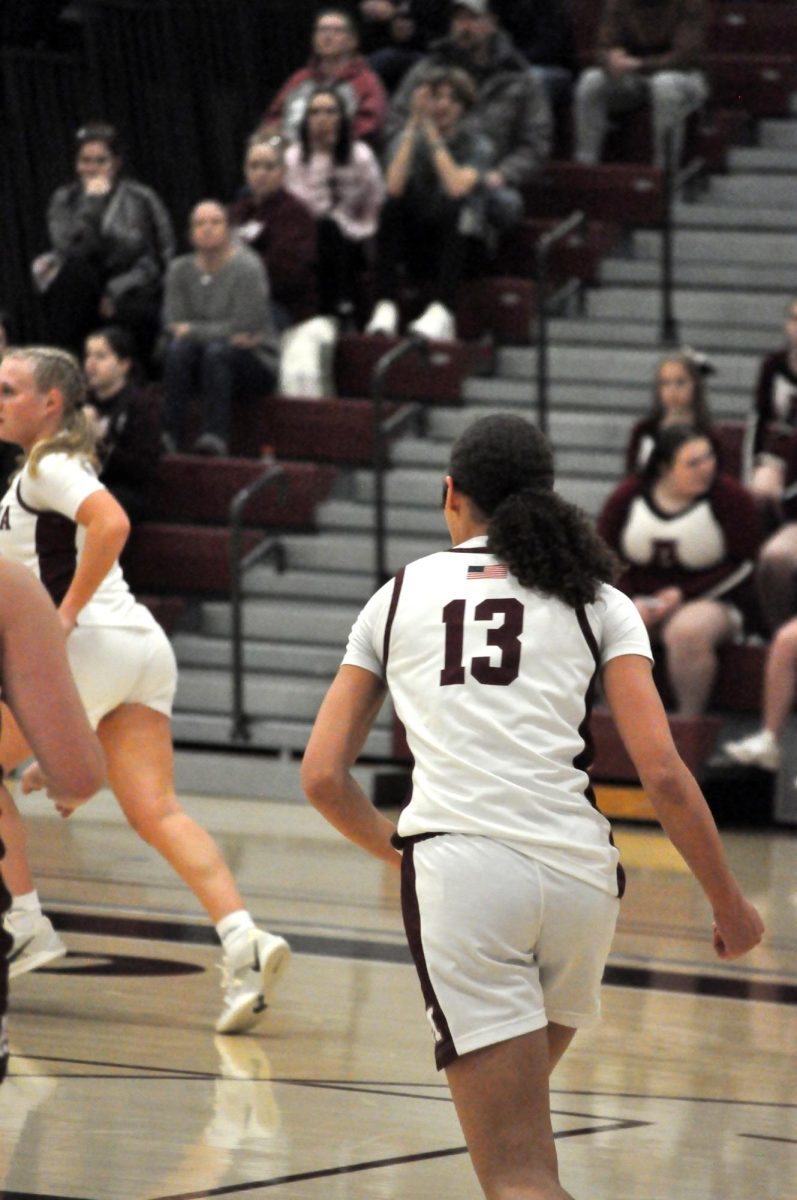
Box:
[161,200,279,456]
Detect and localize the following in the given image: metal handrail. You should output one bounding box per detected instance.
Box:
[534,209,587,436]
[660,130,707,345]
[371,334,429,589]
[229,463,289,743]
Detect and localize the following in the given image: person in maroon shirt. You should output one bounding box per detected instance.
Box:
[598,424,761,714]
[228,135,319,331]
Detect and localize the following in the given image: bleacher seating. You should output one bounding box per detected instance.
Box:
[229,395,398,464]
[124,454,337,598]
[524,163,666,226]
[333,333,477,403]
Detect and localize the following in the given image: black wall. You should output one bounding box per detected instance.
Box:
[1,0,321,338]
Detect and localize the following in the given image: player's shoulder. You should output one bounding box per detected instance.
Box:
[588,580,639,621]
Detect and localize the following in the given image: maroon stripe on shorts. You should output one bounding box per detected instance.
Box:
[575,605,626,899]
[401,839,457,1071]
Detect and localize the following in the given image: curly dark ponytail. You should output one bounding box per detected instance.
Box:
[449,414,617,608]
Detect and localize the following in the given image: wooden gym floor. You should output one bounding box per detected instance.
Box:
[1,786,795,1200]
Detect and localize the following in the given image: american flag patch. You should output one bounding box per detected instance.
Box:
[467,563,508,580]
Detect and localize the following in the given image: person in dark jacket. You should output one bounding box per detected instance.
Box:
[83,325,161,523]
[228,134,319,331]
[385,0,551,194]
[490,0,577,113]
[358,1,450,91]
[34,122,175,362]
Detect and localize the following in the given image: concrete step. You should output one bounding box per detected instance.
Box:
[599,256,797,292]
[632,228,797,267]
[199,596,362,644]
[586,288,785,326]
[390,443,625,485]
[172,748,392,803]
[727,146,797,173]
[673,201,796,230]
[462,375,749,415]
[707,174,797,208]
[173,633,343,676]
[758,118,797,149]
[436,403,637,448]
[176,670,327,720]
[173,715,393,760]
[176,667,392,724]
[241,565,373,605]
[495,344,757,392]
[277,530,440,575]
[318,497,444,534]
[547,317,776,355]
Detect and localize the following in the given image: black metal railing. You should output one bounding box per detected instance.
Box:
[371,335,429,589]
[660,131,707,346]
[534,209,587,436]
[229,463,289,743]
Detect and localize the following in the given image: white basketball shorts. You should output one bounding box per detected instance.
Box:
[67,623,178,729]
[401,833,620,1070]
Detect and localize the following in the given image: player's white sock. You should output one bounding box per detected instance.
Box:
[9,890,42,934]
[216,909,256,956]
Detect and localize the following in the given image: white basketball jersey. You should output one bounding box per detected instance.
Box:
[0,453,153,629]
[343,535,653,896]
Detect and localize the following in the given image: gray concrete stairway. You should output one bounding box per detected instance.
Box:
[174,107,797,796]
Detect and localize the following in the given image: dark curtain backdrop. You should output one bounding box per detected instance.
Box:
[1,0,320,339]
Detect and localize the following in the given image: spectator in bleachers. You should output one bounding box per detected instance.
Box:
[748,298,797,633]
[724,613,797,772]
[625,349,717,473]
[0,309,11,356]
[573,0,709,170]
[161,200,278,457]
[748,298,797,503]
[259,8,388,147]
[598,425,761,715]
[365,66,493,341]
[228,134,319,331]
[358,1,450,92]
[83,325,161,523]
[32,121,174,363]
[385,0,552,212]
[489,0,578,116]
[283,85,385,326]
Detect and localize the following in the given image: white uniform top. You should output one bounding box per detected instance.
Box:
[0,452,155,630]
[343,535,653,897]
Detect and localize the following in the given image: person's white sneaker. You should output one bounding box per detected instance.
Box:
[364,299,399,336]
[724,728,781,771]
[215,929,291,1035]
[6,914,67,979]
[407,301,456,341]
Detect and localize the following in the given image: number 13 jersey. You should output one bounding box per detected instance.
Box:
[343,535,653,896]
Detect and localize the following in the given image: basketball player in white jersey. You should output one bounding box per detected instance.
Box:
[0,346,290,1035]
[0,557,105,1080]
[302,413,764,1200]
